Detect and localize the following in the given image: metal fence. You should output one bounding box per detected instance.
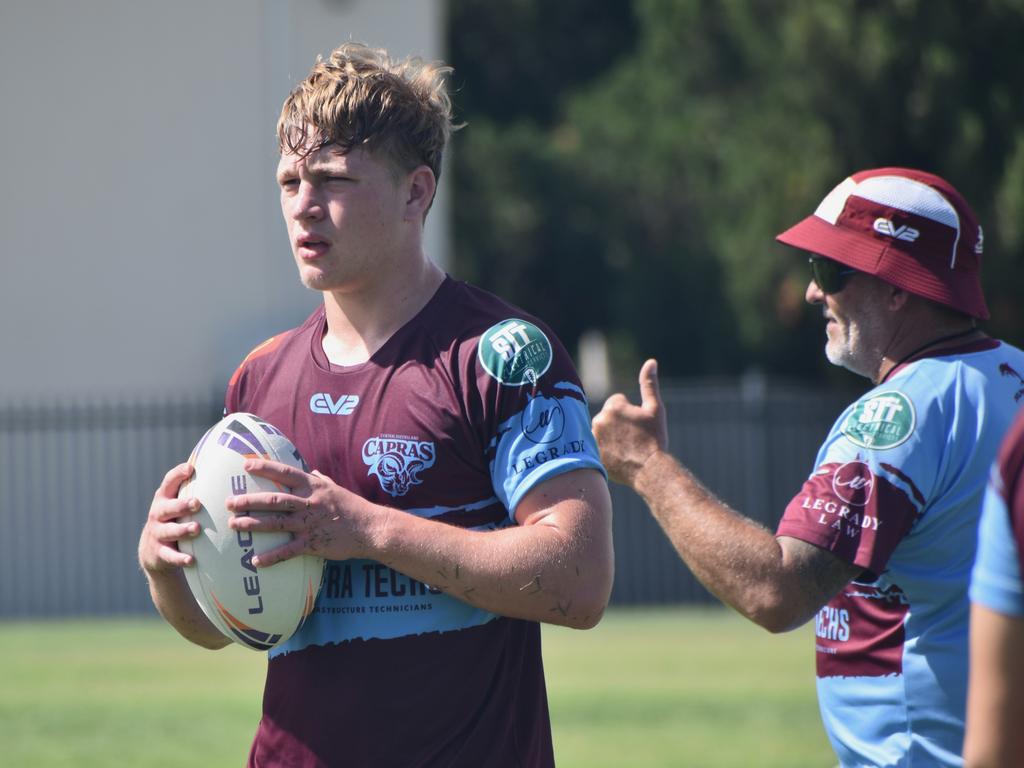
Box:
[0,378,853,617]
[0,400,223,617]
[608,377,851,605]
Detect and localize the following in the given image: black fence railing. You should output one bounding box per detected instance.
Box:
[0,378,853,617]
[0,399,223,617]
[608,377,851,605]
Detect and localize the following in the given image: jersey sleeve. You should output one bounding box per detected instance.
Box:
[471,317,605,518]
[223,334,284,415]
[775,388,932,574]
[971,410,1024,616]
[970,473,1024,615]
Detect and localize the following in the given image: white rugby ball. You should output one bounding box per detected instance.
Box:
[177,412,324,651]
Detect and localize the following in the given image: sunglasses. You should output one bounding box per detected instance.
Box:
[809,256,859,294]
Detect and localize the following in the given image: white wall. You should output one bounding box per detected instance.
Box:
[0,0,447,399]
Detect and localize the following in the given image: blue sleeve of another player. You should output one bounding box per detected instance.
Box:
[970,478,1024,616]
[489,384,606,517]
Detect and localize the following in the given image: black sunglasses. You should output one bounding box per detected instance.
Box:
[809,256,859,294]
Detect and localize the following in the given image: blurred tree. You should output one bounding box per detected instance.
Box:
[447,0,638,125]
[447,0,1024,384]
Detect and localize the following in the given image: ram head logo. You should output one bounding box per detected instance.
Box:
[362,436,437,498]
[374,454,427,497]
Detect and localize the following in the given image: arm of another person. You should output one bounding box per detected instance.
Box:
[592,359,861,633]
[226,466,614,629]
[964,603,1024,768]
[137,463,231,649]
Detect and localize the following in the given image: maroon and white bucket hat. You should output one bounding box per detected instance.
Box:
[776,167,989,319]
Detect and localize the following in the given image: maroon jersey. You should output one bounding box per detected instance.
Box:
[225,277,604,767]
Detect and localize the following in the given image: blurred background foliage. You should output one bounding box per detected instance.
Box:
[446,0,1024,386]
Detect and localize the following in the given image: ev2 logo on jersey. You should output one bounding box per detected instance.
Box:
[309,393,360,415]
[873,218,920,242]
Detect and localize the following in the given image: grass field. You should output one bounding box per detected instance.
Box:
[0,607,835,767]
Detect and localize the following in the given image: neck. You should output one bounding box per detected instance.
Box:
[321,256,445,366]
[875,320,979,385]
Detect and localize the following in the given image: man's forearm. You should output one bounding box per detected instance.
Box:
[145,567,231,649]
[631,450,809,631]
[369,490,613,629]
[373,512,610,629]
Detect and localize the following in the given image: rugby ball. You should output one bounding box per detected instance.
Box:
[177,412,324,651]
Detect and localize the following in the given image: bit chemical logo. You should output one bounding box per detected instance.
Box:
[362,434,436,497]
[841,391,916,450]
[478,318,553,386]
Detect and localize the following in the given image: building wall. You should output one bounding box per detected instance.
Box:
[0,0,447,400]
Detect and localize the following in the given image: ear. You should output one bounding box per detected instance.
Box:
[403,165,437,222]
[887,285,911,312]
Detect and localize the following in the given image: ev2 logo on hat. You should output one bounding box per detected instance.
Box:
[873,218,920,242]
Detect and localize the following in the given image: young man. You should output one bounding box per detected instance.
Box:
[964,409,1024,768]
[593,168,1024,767]
[139,43,613,767]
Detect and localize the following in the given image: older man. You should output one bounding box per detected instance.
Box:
[594,168,1024,767]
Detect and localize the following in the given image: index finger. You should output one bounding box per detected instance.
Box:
[156,462,194,499]
[244,458,309,490]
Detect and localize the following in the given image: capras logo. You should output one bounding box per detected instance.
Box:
[362,435,436,497]
[310,393,360,416]
[873,218,920,242]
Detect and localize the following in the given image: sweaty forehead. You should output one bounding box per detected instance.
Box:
[278,144,352,170]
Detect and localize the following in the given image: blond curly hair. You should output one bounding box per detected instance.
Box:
[278,42,456,189]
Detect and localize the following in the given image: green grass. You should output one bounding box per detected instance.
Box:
[544,608,834,767]
[0,608,834,767]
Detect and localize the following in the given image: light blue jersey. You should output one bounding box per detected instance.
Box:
[777,339,1024,767]
[970,409,1024,617]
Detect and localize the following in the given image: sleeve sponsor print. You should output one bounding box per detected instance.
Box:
[778,460,920,574]
[491,391,604,515]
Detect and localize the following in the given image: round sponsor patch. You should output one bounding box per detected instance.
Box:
[520,394,565,445]
[831,461,875,506]
[478,319,553,386]
[841,390,916,450]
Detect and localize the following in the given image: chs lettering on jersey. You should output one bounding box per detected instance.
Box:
[777,336,1024,767]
